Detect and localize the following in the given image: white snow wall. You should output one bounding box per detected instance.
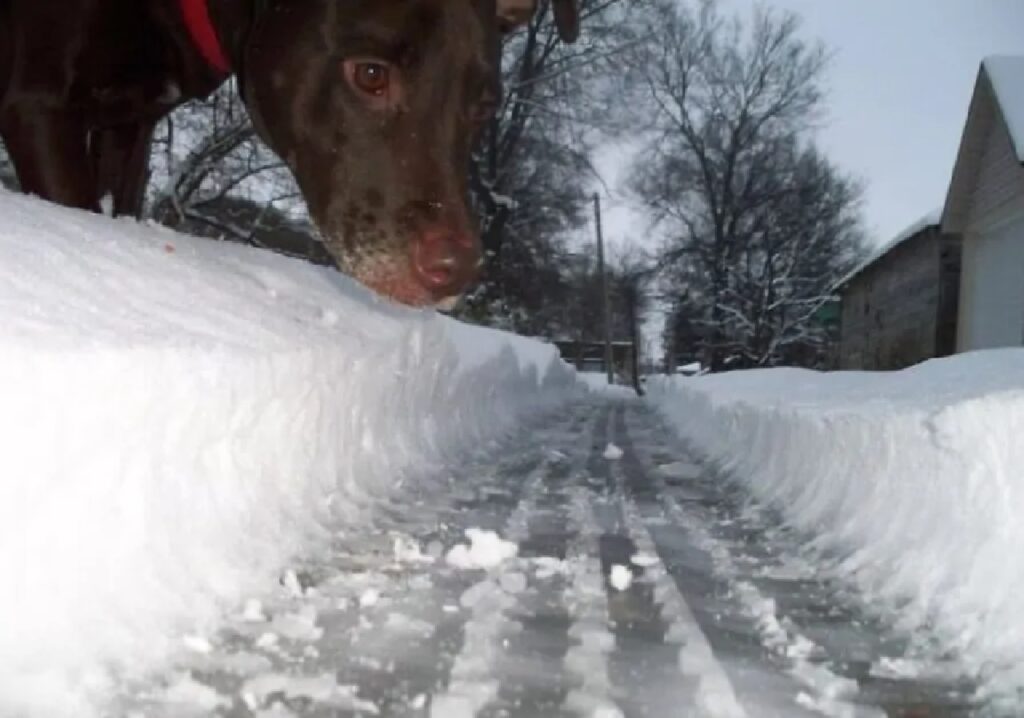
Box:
[647,353,1024,706]
[0,190,578,714]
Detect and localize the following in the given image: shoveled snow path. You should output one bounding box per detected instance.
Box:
[115,397,981,717]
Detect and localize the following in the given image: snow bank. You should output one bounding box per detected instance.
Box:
[0,190,578,716]
[647,353,1024,704]
[576,371,638,399]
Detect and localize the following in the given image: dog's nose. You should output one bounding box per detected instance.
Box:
[410,226,481,299]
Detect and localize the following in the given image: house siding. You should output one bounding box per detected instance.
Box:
[942,60,1024,354]
[958,217,1024,350]
[953,78,1024,351]
[839,228,960,370]
[965,96,1024,234]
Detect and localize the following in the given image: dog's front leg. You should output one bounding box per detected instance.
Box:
[0,106,99,211]
[90,121,157,218]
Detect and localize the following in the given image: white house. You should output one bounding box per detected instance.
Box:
[942,56,1024,351]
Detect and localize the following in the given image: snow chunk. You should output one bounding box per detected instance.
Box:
[630,553,659,568]
[254,632,279,651]
[281,569,306,598]
[602,443,624,461]
[445,528,518,570]
[181,634,214,655]
[240,599,268,623]
[608,565,633,591]
[99,193,114,217]
[393,535,434,564]
[359,589,381,608]
[531,556,570,579]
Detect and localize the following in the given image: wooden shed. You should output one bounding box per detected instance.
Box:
[553,339,635,378]
[942,56,1024,351]
[837,214,961,370]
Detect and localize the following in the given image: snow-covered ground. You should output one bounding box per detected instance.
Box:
[9,183,1021,716]
[648,353,1024,710]
[574,371,638,399]
[0,190,578,716]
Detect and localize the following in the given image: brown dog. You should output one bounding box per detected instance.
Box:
[0,0,579,306]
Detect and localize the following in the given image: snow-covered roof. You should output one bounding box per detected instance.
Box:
[982,56,1024,162]
[835,208,942,290]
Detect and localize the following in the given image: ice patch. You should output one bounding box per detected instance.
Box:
[183,650,273,677]
[157,673,231,713]
[269,605,323,643]
[657,460,701,480]
[499,571,528,594]
[241,672,378,714]
[383,612,434,637]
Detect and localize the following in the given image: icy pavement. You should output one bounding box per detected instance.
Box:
[114,398,986,717]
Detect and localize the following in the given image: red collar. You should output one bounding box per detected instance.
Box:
[180,0,231,74]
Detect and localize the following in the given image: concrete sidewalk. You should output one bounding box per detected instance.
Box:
[116,398,979,718]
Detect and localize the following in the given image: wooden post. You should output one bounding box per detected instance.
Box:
[593,193,614,385]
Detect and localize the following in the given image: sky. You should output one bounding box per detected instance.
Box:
[597,0,1024,252]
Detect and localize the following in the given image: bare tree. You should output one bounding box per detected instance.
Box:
[145,83,320,260]
[627,0,864,369]
[0,141,17,190]
[460,0,646,331]
[718,142,862,366]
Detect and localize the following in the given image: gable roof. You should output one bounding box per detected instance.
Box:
[836,209,942,290]
[942,56,1024,234]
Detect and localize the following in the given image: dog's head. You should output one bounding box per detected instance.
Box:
[238,0,579,307]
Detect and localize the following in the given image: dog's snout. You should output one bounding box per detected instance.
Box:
[411,225,481,296]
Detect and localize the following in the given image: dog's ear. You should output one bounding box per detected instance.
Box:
[496,0,537,33]
[495,0,580,43]
[551,0,580,43]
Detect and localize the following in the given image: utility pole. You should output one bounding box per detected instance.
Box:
[593,193,614,385]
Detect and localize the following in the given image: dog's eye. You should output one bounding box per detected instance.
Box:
[352,62,390,96]
[343,58,404,111]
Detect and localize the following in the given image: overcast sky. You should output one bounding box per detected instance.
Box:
[599,0,1024,252]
